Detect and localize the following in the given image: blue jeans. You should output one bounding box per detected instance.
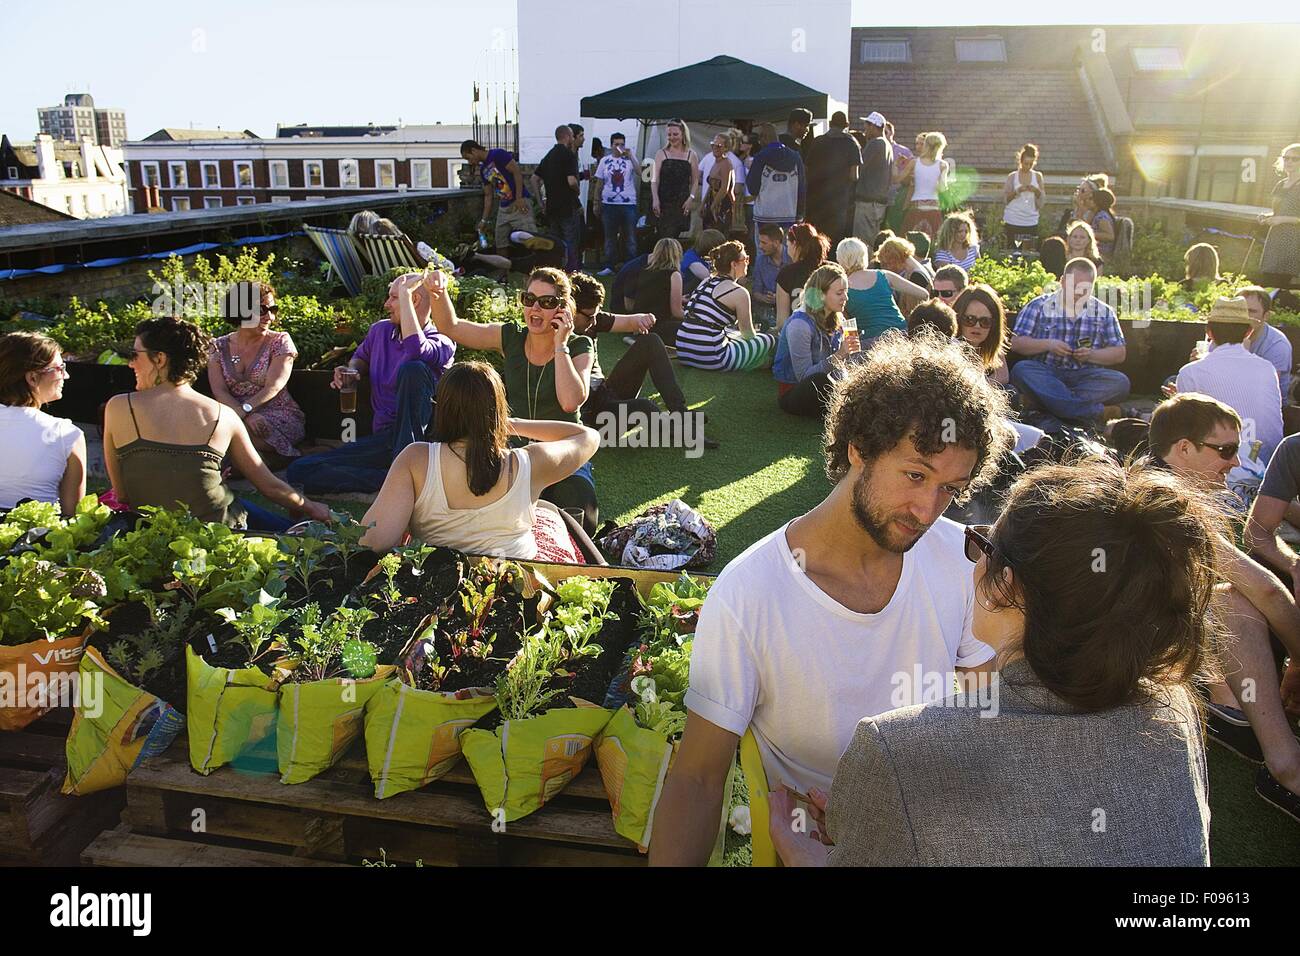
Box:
[602,203,638,269]
[285,361,437,493]
[1010,360,1130,432]
[554,207,583,271]
[237,497,293,533]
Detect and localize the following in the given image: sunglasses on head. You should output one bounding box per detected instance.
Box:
[960,314,992,328]
[1195,440,1239,461]
[520,291,562,309]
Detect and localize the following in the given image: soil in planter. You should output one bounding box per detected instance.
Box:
[282,549,382,607]
[356,548,472,666]
[88,600,192,713]
[185,618,288,676]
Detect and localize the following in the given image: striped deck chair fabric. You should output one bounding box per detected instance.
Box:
[356,233,427,277]
[303,225,366,297]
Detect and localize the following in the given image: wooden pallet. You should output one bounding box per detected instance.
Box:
[91,737,645,867]
[0,709,124,866]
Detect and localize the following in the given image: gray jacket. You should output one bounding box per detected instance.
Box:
[826,660,1211,866]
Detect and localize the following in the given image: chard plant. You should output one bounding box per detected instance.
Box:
[400,627,449,692]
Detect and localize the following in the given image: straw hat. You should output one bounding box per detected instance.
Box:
[1207,296,1252,324]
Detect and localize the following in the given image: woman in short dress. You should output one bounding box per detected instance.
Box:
[1259,143,1300,288]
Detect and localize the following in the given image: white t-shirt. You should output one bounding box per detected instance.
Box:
[0,405,82,508]
[594,154,639,205]
[684,518,993,795]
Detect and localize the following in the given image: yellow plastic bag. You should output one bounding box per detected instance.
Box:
[185,646,285,775]
[363,680,497,799]
[460,704,613,823]
[62,647,185,795]
[0,628,92,730]
[593,707,676,847]
[276,668,393,785]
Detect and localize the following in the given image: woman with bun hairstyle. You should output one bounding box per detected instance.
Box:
[102,316,331,531]
[675,240,777,371]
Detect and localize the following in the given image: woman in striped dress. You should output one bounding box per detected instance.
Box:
[932,211,980,271]
[675,241,777,371]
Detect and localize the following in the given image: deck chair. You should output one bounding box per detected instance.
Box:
[355,233,426,277]
[303,225,366,297]
[740,728,779,866]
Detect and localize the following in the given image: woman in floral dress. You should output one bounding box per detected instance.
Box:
[207,281,306,466]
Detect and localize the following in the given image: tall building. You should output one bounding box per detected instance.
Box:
[38,93,128,148]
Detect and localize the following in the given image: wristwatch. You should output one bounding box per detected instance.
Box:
[241,402,253,415]
[555,344,571,355]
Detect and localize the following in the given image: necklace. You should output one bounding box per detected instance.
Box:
[525,355,546,419]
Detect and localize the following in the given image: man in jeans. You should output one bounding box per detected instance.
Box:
[533,125,582,271]
[746,123,805,249]
[593,132,640,276]
[1008,257,1130,432]
[286,273,455,493]
[853,111,893,247]
[749,223,790,330]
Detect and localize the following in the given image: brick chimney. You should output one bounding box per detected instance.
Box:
[35,134,57,181]
[80,137,97,181]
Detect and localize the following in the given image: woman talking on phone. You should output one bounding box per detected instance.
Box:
[423,266,601,533]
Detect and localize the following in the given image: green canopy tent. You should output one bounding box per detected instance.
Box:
[579,55,830,123]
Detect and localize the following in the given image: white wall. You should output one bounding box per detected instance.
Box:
[517,0,851,163]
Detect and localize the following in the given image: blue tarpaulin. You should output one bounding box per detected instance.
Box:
[0,231,302,282]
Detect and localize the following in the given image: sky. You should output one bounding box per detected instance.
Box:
[0,0,1284,142]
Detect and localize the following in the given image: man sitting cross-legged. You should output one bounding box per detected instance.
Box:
[1150,393,1300,820]
[647,330,1013,865]
[1008,257,1130,432]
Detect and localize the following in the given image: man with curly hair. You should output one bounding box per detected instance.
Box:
[649,330,1013,865]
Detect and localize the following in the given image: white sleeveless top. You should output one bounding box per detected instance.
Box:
[911,158,944,203]
[1003,169,1043,226]
[409,443,538,560]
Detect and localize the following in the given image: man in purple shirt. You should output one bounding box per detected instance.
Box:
[286,273,455,493]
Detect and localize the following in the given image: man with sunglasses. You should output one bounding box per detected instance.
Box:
[931,264,968,304]
[1145,393,1300,821]
[649,334,1011,865]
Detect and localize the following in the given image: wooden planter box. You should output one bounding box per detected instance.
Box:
[48,363,375,442]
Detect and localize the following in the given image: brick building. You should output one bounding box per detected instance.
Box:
[122,124,486,214]
[849,24,1300,204]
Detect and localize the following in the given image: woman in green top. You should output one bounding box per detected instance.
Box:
[102,316,331,531]
[423,267,600,532]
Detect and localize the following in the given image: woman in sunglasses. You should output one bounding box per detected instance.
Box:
[1258,144,1300,289]
[953,283,1009,385]
[207,281,305,470]
[423,266,601,533]
[770,458,1219,866]
[0,331,86,515]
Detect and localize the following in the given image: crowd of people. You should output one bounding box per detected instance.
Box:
[2,112,1299,865]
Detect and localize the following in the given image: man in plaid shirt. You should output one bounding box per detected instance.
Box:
[1009,258,1130,431]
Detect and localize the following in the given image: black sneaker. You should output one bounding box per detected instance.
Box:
[1205,703,1264,762]
[1255,766,1300,823]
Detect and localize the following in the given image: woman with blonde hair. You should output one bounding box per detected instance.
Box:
[900,131,950,238]
[933,210,980,271]
[1182,243,1221,293]
[772,263,857,417]
[633,238,688,345]
[1065,219,1102,267]
[1258,143,1300,288]
[837,236,927,342]
[676,241,777,371]
[874,233,932,316]
[652,119,700,241]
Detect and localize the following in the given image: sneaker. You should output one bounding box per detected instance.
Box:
[597,268,615,277]
[1205,705,1264,762]
[1255,765,1300,823]
[703,436,720,450]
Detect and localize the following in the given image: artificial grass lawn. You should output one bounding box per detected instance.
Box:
[231,334,1300,864]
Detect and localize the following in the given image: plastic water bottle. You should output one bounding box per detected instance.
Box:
[477,228,489,251]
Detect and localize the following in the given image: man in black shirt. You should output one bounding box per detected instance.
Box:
[534,125,582,270]
[779,108,815,156]
[804,111,862,248]
[853,111,893,247]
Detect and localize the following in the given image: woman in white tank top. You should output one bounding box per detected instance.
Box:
[359,361,599,559]
[901,131,951,239]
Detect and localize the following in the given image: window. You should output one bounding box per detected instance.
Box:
[955,37,1007,62]
[172,197,191,212]
[269,160,289,188]
[410,159,432,189]
[5,166,16,179]
[860,38,910,63]
[204,197,222,209]
[236,196,256,206]
[1132,47,1184,72]
[306,195,325,201]
[270,195,291,204]
[141,162,160,187]
[65,197,75,215]
[1194,156,1255,205]
[339,159,359,188]
[201,161,220,188]
[304,159,324,188]
[234,161,253,188]
[168,161,188,188]
[375,159,395,189]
